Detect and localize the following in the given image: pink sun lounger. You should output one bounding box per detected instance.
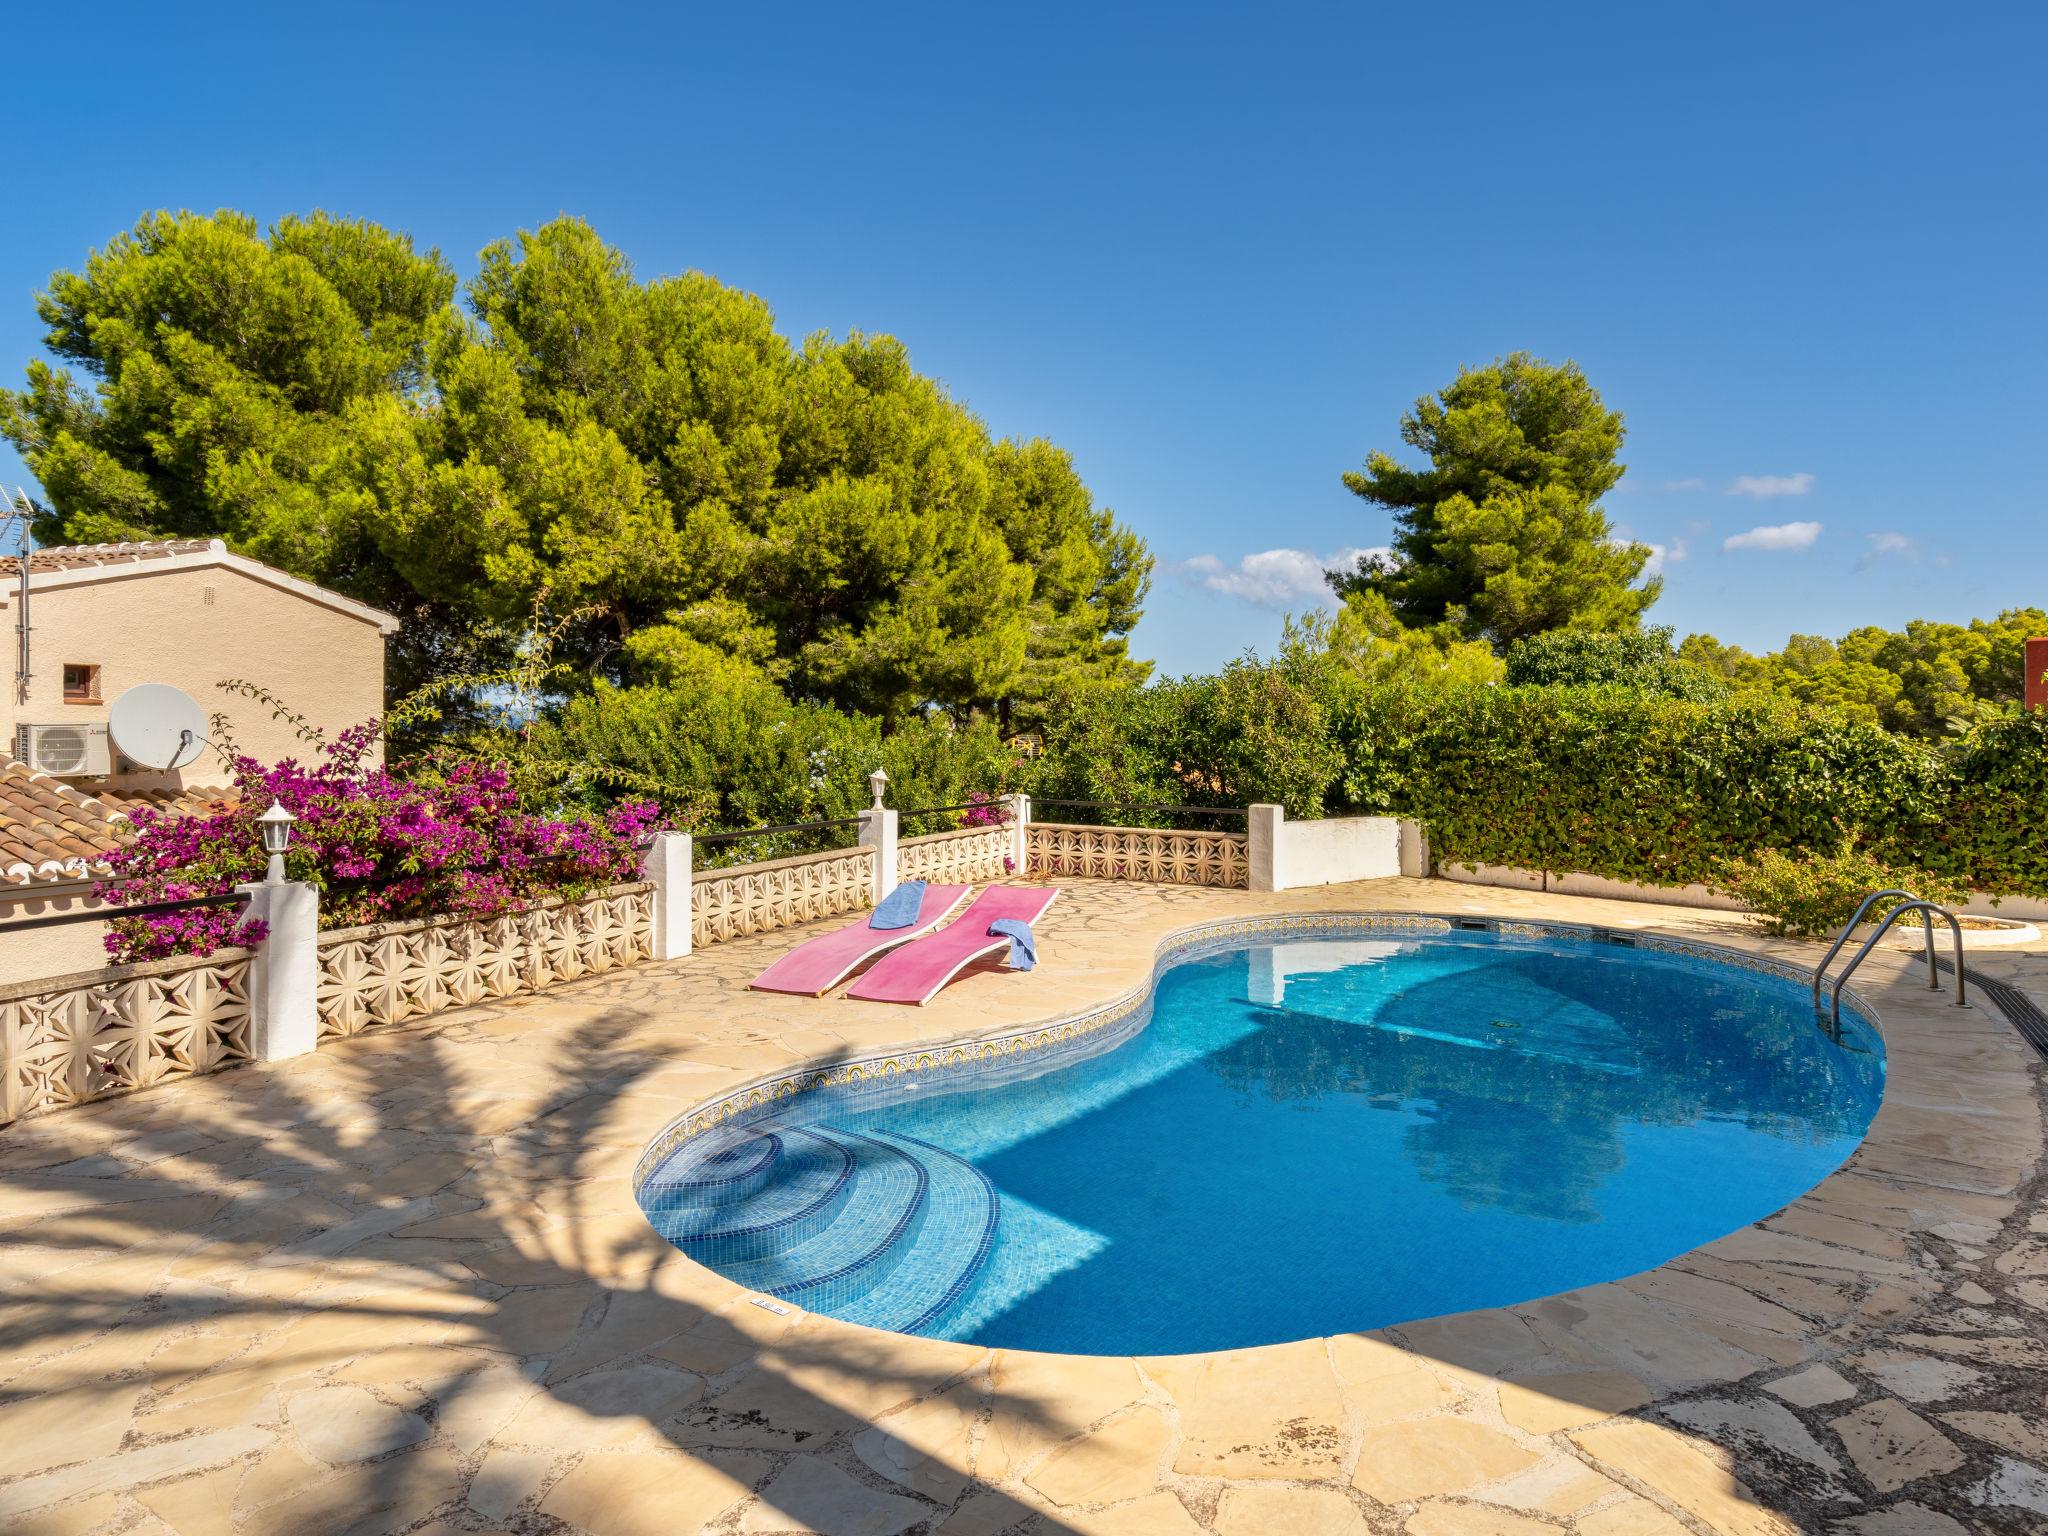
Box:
[845,885,1060,1006]
[750,884,971,996]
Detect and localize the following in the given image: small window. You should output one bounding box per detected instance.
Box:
[62,664,101,703]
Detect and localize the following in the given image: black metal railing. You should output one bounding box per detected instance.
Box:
[690,815,867,870]
[897,797,1012,834]
[1033,798,1249,829]
[0,891,246,935]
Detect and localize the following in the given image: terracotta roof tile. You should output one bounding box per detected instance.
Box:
[0,757,237,888]
[0,539,219,578]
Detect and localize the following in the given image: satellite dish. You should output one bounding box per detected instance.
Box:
[109,684,209,771]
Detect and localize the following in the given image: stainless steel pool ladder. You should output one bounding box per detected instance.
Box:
[1811,888,1968,1032]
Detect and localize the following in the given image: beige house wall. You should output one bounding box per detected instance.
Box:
[1,561,390,793]
[0,886,111,980]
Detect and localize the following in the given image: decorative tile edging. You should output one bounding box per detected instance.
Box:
[633,909,1868,1192]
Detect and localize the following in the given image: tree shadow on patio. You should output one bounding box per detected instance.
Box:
[0,983,1090,1535]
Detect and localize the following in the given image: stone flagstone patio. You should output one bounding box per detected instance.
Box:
[0,877,2043,1535]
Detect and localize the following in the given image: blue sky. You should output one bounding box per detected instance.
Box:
[2,2,2042,675]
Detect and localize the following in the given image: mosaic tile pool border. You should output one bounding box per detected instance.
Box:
[631,910,1883,1192]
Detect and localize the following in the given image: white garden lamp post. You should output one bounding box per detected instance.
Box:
[869,767,889,810]
[257,800,296,884]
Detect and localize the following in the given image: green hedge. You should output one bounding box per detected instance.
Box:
[1034,662,2048,897]
[1342,685,2047,897]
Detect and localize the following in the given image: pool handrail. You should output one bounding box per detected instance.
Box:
[1829,899,1969,1033]
[1811,888,1927,1008]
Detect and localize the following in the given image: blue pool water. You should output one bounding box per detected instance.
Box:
[640,929,1885,1355]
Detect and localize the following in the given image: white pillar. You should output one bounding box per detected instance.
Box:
[641,831,692,961]
[237,880,319,1061]
[858,808,898,901]
[1398,818,1430,879]
[1247,803,1284,893]
[1008,792,1031,877]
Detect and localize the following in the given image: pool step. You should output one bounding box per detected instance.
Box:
[642,1125,856,1262]
[721,1130,930,1307]
[642,1121,1000,1336]
[832,1131,1000,1337]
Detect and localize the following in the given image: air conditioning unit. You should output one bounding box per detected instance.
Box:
[16,723,112,778]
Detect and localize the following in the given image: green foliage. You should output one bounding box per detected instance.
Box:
[1028,651,1343,820]
[1034,668,2047,899]
[4,210,1151,723]
[1330,685,1949,886]
[530,674,1016,841]
[1298,596,1504,688]
[1909,709,2048,896]
[1331,353,1657,646]
[1714,847,1966,939]
[1680,608,2048,739]
[1506,626,1728,701]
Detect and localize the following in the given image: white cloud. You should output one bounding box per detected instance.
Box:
[1643,538,1688,576]
[1183,546,1384,610]
[1723,521,1823,552]
[1854,531,1917,572]
[1663,478,1708,493]
[1727,472,1816,499]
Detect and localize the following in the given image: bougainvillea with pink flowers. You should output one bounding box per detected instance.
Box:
[99,723,661,962]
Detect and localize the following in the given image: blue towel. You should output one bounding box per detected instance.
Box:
[989,918,1037,970]
[868,879,928,930]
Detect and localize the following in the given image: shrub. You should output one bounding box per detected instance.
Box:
[1715,846,1967,938]
[1904,708,2048,898]
[1504,625,1729,701]
[100,724,659,962]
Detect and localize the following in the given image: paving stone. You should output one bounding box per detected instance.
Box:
[852,1380,979,1503]
[1471,1457,1620,1516]
[1964,1455,2048,1517]
[468,1447,557,1521]
[1830,1399,1965,1494]
[540,1448,764,1535]
[1845,1349,1987,1405]
[932,1488,1045,1536]
[1352,1418,1543,1504]
[1025,1406,1174,1508]
[1214,1484,1372,1536]
[495,1361,704,1450]
[285,1384,430,1464]
[1057,1492,1205,1536]
[253,1446,464,1536]
[1572,1419,1797,1536]
[739,1455,928,1535]
[3,1491,126,1536]
[1405,1501,1553,1535]
[1766,1364,1859,1407]
[1495,1369,1651,1433]
[978,1352,1149,1483]
[1158,1338,1346,1478]
[0,1428,273,1522]
[1663,1394,1848,1490]
[0,1380,148,1479]
[1938,1408,2048,1463]
[1577,1499,1697,1535]
[1828,1503,1973,1534]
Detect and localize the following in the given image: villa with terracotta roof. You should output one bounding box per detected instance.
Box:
[1,539,395,978]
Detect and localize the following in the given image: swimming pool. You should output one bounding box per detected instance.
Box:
[639,922,1885,1355]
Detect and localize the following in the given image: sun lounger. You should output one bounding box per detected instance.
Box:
[845,885,1060,1005]
[750,884,971,995]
